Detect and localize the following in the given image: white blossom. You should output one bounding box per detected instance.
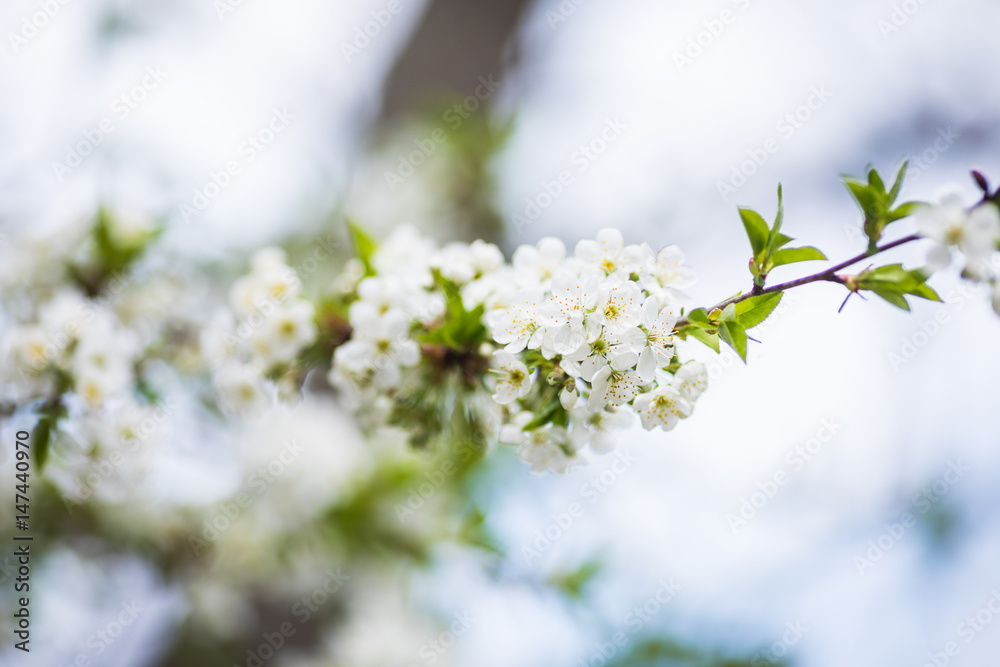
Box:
[596,280,643,335]
[642,244,697,305]
[626,299,678,383]
[334,309,419,389]
[571,405,632,454]
[371,225,436,286]
[574,228,645,278]
[915,198,1000,273]
[588,355,640,411]
[518,425,576,474]
[539,271,600,355]
[634,386,693,432]
[215,362,274,414]
[490,351,532,404]
[488,288,545,353]
[253,299,317,365]
[567,331,636,383]
[512,236,567,288]
[559,385,579,410]
[673,362,708,403]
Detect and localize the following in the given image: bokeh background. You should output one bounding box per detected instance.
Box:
[2,0,1000,665]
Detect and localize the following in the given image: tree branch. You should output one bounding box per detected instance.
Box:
[675,233,924,328]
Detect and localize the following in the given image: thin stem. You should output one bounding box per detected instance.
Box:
[675,233,923,328]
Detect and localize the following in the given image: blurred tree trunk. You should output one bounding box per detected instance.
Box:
[379,0,533,123]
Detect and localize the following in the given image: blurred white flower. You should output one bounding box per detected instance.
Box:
[334,309,419,389]
[215,362,274,414]
[916,198,1000,273]
[490,351,532,404]
[571,405,632,454]
[559,384,579,410]
[574,228,645,278]
[254,299,317,365]
[634,386,693,432]
[512,236,566,288]
[642,244,697,305]
[518,425,576,473]
[673,362,708,403]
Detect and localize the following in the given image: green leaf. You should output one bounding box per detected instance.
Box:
[845,164,916,248]
[739,208,770,258]
[868,167,886,195]
[766,184,785,253]
[684,308,713,328]
[845,178,880,218]
[346,219,377,276]
[720,303,738,323]
[854,264,943,310]
[770,246,827,268]
[887,200,924,222]
[522,399,564,431]
[419,274,488,350]
[718,320,748,362]
[870,288,911,311]
[685,327,720,353]
[887,161,909,204]
[735,293,783,329]
[549,559,603,599]
[773,233,795,250]
[33,418,51,471]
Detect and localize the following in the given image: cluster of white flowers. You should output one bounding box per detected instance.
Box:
[329,227,443,414]
[0,283,177,501]
[916,197,1000,315]
[484,229,707,472]
[3,290,137,405]
[325,226,708,473]
[202,248,318,414]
